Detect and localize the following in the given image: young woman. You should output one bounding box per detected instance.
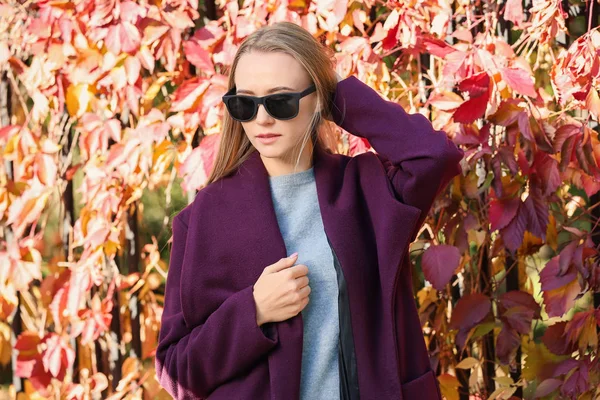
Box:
[155,22,463,400]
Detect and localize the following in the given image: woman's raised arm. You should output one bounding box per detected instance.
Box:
[331,75,464,235]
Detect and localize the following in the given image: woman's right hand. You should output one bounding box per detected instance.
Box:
[253,253,311,326]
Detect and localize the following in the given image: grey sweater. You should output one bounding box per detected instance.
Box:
[268,166,341,400]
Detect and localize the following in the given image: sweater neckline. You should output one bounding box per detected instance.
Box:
[268,166,315,187]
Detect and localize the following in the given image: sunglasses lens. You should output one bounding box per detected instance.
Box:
[227,97,256,121]
[265,94,298,119]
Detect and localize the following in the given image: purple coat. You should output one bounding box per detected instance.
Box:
[155,76,464,399]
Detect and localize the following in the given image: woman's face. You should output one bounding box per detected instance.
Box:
[234,51,318,164]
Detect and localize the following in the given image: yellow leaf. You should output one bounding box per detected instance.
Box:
[489,386,517,400]
[522,339,567,381]
[121,356,140,378]
[576,312,598,353]
[103,240,120,257]
[546,213,558,252]
[493,375,514,386]
[66,83,95,117]
[24,379,47,399]
[451,175,462,199]
[456,356,479,369]
[142,75,170,113]
[438,373,461,400]
[518,230,543,256]
[491,253,506,276]
[0,323,12,366]
[463,169,479,198]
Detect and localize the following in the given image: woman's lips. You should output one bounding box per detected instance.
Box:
[256,135,281,144]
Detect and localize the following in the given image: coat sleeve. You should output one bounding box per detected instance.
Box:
[155,213,279,399]
[331,75,464,238]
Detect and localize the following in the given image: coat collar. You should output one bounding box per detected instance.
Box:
[232,144,347,265]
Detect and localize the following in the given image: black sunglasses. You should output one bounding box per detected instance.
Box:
[222,84,316,122]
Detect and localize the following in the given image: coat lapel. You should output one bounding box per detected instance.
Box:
[233,145,347,399]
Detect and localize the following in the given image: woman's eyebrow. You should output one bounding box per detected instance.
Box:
[236,86,296,94]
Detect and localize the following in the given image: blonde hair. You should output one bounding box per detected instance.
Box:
[205,21,339,186]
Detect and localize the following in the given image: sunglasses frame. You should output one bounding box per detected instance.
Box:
[222,84,317,122]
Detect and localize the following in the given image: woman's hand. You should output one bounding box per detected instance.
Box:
[253,253,311,326]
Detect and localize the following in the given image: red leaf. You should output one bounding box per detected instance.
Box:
[41,333,75,379]
[171,77,210,112]
[541,256,579,291]
[449,293,491,330]
[496,327,520,364]
[559,133,579,172]
[497,147,519,175]
[422,37,456,58]
[489,196,520,231]
[517,112,534,142]
[541,321,575,355]
[534,379,562,398]
[120,21,141,54]
[533,152,561,196]
[198,132,220,178]
[500,201,526,252]
[502,306,535,334]
[553,124,581,153]
[183,40,214,73]
[453,97,488,123]
[421,245,461,290]
[499,290,541,317]
[522,184,549,240]
[381,24,398,51]
[501,67,537,97]
[453,73,490,123]
[504,0,524,26]
[540,256,581,318]
[561,360,591,397]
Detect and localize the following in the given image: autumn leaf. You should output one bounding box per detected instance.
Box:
[438,373,460,400]
[450,293,492,348]
[503,0,524,26]
[421,244,461,290]
[501,67,537,97]
[183,40,215,73]
[41,333,74,379]
[540,256,581,318]
[427,91,464,111]
[170,77,211,112]
[489,196,520,232]
[66,83,95,117]
[585,88,600,119]
[453,72,491,123]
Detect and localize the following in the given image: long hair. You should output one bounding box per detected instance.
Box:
[205,22,339,186]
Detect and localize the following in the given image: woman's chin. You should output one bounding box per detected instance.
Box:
[255,145,285,158]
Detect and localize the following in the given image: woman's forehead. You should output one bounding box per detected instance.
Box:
[235,51,310,94]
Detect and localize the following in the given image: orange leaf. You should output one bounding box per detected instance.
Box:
[438,373,460,400]
[585,88,600,119]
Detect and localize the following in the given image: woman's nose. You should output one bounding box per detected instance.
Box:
[255,103,274,124]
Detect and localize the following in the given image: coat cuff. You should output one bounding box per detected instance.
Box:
[231,285,279,348]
